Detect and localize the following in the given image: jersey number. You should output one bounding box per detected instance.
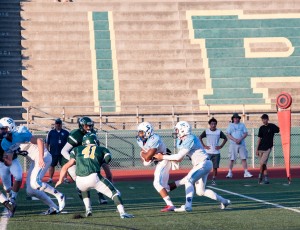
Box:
[82,146,96,159]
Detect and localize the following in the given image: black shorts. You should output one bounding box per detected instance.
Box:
[208,154,220,169]
[51,155,63,167]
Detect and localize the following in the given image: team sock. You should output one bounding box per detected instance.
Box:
[163,196,174,206]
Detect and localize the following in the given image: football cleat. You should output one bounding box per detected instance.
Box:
[220,200,231,210]
[85,210,92,217]
[120,213,134,219]
[160,205,175,212]
[57,194,66,212]
[211,180,217,186]
[174,205,192,212]
[43,207,58,215]
[3,200,16,218]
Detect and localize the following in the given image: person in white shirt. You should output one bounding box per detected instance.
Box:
[226,113,253,178]
[155,121,230,212]
[199,117,227,185]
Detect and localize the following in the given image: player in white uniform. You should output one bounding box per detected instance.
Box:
[0,117,23,205]
[137,122,176,212]
[155,121,231,212]
[0,121,17,217]
[1,119,65,215]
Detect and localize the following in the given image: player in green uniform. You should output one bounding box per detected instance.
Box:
[56,133,134,218]
[61,116,111,204]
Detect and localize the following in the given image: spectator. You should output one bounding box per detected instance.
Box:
[199,117,227,185]
[226,113,253,178]
[46,119,69,183]
[256,114,279,184]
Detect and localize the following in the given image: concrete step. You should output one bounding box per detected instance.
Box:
[23,101,95,107]
[21,2,178,12]
[0,61,22,67]
[117,49,201,60]
[20,11,87,21]
[119,89,199,101]
[117,59,202,70]
[22,50,91,60]
[22,70,92,80]
[114,29,189,40]
[0,66,23,71]
[21,21,89,31]
[113,11,180,21]
[22,91,94,102]
[119,79,205,90]
[0,11,21,18]
[22,31,89,41]
[0,3,20,11]
[0,70,21,77]
[118,69,205,80]
[22,60,91,70]
[112,20,181,31]
[115,39,200,50]
[22,80,93,91]
[0,57,21,61]
[21,40,90,50]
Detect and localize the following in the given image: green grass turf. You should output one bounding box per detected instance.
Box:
[7,178,300,230]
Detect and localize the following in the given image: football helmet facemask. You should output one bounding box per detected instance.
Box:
[174,121,191,138]
[78,116,94,133]
[137,122,154,141]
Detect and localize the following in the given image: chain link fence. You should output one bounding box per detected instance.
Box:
[22,113,300,172]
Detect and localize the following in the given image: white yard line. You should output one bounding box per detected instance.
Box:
[207,186,300,213]
[0,209,8,230]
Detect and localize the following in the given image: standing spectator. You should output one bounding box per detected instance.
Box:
[256,114,279,184]
[46,119,69,183]
[199,117,227,185]
[226,113,253,178]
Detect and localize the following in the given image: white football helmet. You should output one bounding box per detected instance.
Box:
[0,117,16,133]
[174,121,191,138]
[137,122,154,140]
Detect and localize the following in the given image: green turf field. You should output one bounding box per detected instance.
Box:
[7,178,300,230]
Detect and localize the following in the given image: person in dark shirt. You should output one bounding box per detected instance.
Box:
[45,119,69,183]
[256,114,280,184]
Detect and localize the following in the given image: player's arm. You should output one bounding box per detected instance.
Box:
[216,131,228,150]
[30,136,45,168]
[256,137,262,156]
[55,158,76,188]
[102,163,113,182]
[155,148,189,162]
[61,142,74,160]
[141,148,157,162]
[199,131,210,149]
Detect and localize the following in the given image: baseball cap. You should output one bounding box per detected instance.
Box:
[55,118,62,124]
[261,114,269,119]
[231,113,241,119]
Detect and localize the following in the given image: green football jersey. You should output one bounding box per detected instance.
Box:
[68,129,96,147]
[70,145,111,177]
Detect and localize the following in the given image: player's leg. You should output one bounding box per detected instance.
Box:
[26,161,59,214]
[47,155,58,183]
[153,160,175,211]
[240,146,252,178]
[210,154,220,185]
[227,145,237,178]
[195,161,231,209]
[9,158,23,202]
[260,149,271,184]
[174,163,208,212]
[92,173,133,218]
[30,153,65,211]
[0,162,12,198]
[75,176,93,217]
[97,163,112,205]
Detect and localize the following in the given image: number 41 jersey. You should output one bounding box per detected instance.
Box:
[70,145,111,177]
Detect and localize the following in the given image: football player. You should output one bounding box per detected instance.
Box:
[0,117,24,205]
[0,122,17,217]
[56,133,134,219]
[155,121,231,212]
[61,116,110,204]
[137,122,176,212]
[1,118,65,215]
